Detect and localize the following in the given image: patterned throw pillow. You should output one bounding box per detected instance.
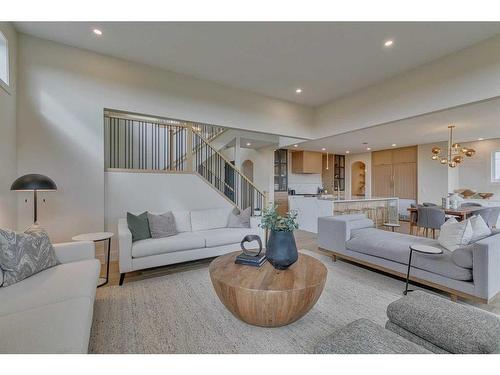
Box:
[0,226,59,287]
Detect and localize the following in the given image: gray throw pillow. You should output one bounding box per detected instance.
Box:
[127,212,151,242]
[227,207,251,228]
[0,226,59,287]
[147,212,178,238]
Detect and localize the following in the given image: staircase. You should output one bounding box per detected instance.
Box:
[104,112,267,211]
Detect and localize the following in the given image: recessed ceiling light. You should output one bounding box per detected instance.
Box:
[321,148,326,151]
[392,143,397,147]
[246,142,251,146]
[93,29,103,36]
[366,147,371,151]
[293,144,298,148]
[478,138,484,141]
[345,151,350,154]
[295,88,302,94]
[384,39,394,47]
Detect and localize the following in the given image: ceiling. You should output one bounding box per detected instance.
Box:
[224,137,277,150]
[294,98,500,154]
[14,22,500,106]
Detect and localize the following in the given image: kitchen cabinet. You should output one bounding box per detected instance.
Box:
[274,149,288,191]
[372,146,417,200]
[291,151,322,174]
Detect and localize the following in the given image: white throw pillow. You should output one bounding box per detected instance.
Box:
[190,207,233,232]
[172,211,192,232]
[438,218,473,251]
[469,215,492,242]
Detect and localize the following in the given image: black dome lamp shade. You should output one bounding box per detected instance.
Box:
[11,174,57,224]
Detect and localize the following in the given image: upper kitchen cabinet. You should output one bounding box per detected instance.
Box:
[372,146,417,166]
[291,151,322,174]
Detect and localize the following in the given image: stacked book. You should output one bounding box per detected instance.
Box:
[235,252,267,267]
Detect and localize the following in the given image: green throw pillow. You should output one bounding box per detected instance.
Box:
[127,212,151,242]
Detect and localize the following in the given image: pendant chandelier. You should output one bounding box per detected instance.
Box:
[431,125,475,168]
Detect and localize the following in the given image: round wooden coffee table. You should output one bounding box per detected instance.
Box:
[209,251,327,327]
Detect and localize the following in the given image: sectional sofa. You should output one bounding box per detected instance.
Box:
[318,214,500,303]
[315,290,500,354]
[118,207,264,284]
[0,241,100,353]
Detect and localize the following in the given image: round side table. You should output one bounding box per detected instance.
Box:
[72,232,114,288]
[383,222,401,232]
[209,251,327,327]
[404,244,443,295]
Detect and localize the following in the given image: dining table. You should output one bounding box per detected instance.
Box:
[407,205,483,235]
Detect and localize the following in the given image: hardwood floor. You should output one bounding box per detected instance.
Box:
[100,222,410,287]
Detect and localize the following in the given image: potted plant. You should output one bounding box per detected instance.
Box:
[259,205,299,270]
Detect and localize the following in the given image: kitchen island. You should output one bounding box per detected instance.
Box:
[288,196,399,233]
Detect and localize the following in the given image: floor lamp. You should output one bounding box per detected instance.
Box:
[11,174,57,224]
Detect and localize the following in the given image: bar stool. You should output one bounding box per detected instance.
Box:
[364,207,377,225]
[374,205,387,228]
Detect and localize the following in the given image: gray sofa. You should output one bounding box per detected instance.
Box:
[318,214,500,303]
[314,291,500,354]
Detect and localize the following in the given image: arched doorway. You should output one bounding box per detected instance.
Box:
[351,161,366,198]
[242,160,254,209]
[242,160,254,182]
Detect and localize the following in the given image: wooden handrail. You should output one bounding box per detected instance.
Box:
[171,126,227,168]
[192,130,265,197]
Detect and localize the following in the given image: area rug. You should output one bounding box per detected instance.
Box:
[89,250,413,353]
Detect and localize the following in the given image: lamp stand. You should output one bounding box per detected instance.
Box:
[33,190,38,224]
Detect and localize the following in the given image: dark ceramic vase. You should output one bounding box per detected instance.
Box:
[266,230,298,270]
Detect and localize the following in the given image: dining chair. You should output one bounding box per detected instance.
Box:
[409,203,418,235]
[422,202,438,207]
[477,207,500,228]
[417,206,445,238]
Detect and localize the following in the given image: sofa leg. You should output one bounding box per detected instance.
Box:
[450,294,458,302]
[119,273,126,286]
[332,254,337,262]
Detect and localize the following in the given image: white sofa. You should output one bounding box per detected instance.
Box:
[0,241,100,353]
[118,207,264,284]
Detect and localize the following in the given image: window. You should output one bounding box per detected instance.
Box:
[0,31,9,90]
[493,151,500,182]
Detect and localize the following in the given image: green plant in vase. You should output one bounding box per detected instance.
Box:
[259,204,299,269]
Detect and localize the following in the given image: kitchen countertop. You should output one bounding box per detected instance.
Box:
[289,195,398,202]
[318,196,399,202]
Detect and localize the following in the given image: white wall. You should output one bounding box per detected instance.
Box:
[16,34,313,242]
[222,146,275,200]
[456,139,500,198]
[105,172,232,259]
[0,23,17,230]
[316,35,500,138]
[417,142,449,204]
[345,152,372,199]
[417,139,500,204]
